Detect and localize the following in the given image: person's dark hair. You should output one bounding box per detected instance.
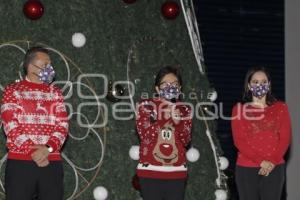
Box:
[154,66,182,87]
[23,46,50,75]
[242,66,277,105]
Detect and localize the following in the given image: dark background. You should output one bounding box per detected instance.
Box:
[194,0,285,199]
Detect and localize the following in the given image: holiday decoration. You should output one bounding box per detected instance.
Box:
[129,145,140,160]
[93,186,108,200]
[72,33,86,48]
[1,0,226,199]
[186,147,200,162]
[23,0,44,20]
[219,156,229,170]
[106,81,125,102]
[207,90,218,102]
[123,0,137,4]
[161,1,180,20]
[215,189,227,200]
[131,174,141,191]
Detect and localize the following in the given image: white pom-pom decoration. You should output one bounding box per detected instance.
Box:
[93,186,108,200]
[215,189,227,200]
[72,32,86,48]
[207,90,218,102]
[186,147,200,162]
[129,145,140,160]
[219,156,229,170]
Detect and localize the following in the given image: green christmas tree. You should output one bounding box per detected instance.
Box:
[0,0,227,199]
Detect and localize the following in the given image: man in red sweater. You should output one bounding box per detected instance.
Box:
[1,47,68,200]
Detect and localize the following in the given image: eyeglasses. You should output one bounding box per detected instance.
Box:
[159,81,180,89]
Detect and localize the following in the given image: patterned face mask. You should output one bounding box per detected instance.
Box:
[38,64,56,84]
[249,83,270,98]
[159,84,180,101]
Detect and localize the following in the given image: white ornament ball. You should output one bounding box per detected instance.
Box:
[72,32,86,48]
[93,186,108,200]
[207,90,218,102]
[186,147,200,162]
[219,156,229,170]
[215,189,227,200]
[129,145,140,160]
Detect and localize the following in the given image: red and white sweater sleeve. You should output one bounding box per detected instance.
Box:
[174,105,192,147]
[1,86,34,152]
[267,103,292,164]
[136,100,168,142]
[46,89,68,152]
[231,104,265,164]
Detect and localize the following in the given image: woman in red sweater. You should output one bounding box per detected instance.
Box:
[231,67,291,200]
[136,66,192,200]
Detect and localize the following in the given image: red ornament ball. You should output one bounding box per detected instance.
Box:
[161,1,180,20]
[23,0,44,20]
[123,0,137,4]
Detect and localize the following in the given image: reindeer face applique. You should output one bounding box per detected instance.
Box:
[153,122,178,165]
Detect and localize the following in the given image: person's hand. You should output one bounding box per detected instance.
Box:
[163,104,181,124]
[259,160,275,176]
[30,145,50,167]
[171,108,181,125]
[36,158,50,167]
[258,167,269,176]
[163,104,173,120]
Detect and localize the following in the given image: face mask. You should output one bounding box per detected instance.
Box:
[249,83,270,98]
[36,64,56,84]
[159,84,180,101]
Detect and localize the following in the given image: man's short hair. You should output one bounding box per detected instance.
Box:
[23,46,50,75]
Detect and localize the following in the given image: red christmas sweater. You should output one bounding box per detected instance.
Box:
[1,79,68,161]
[231,101,291,167]
[136,98,192,179]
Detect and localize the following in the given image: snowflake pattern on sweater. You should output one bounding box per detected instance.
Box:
[1,79,68,161]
